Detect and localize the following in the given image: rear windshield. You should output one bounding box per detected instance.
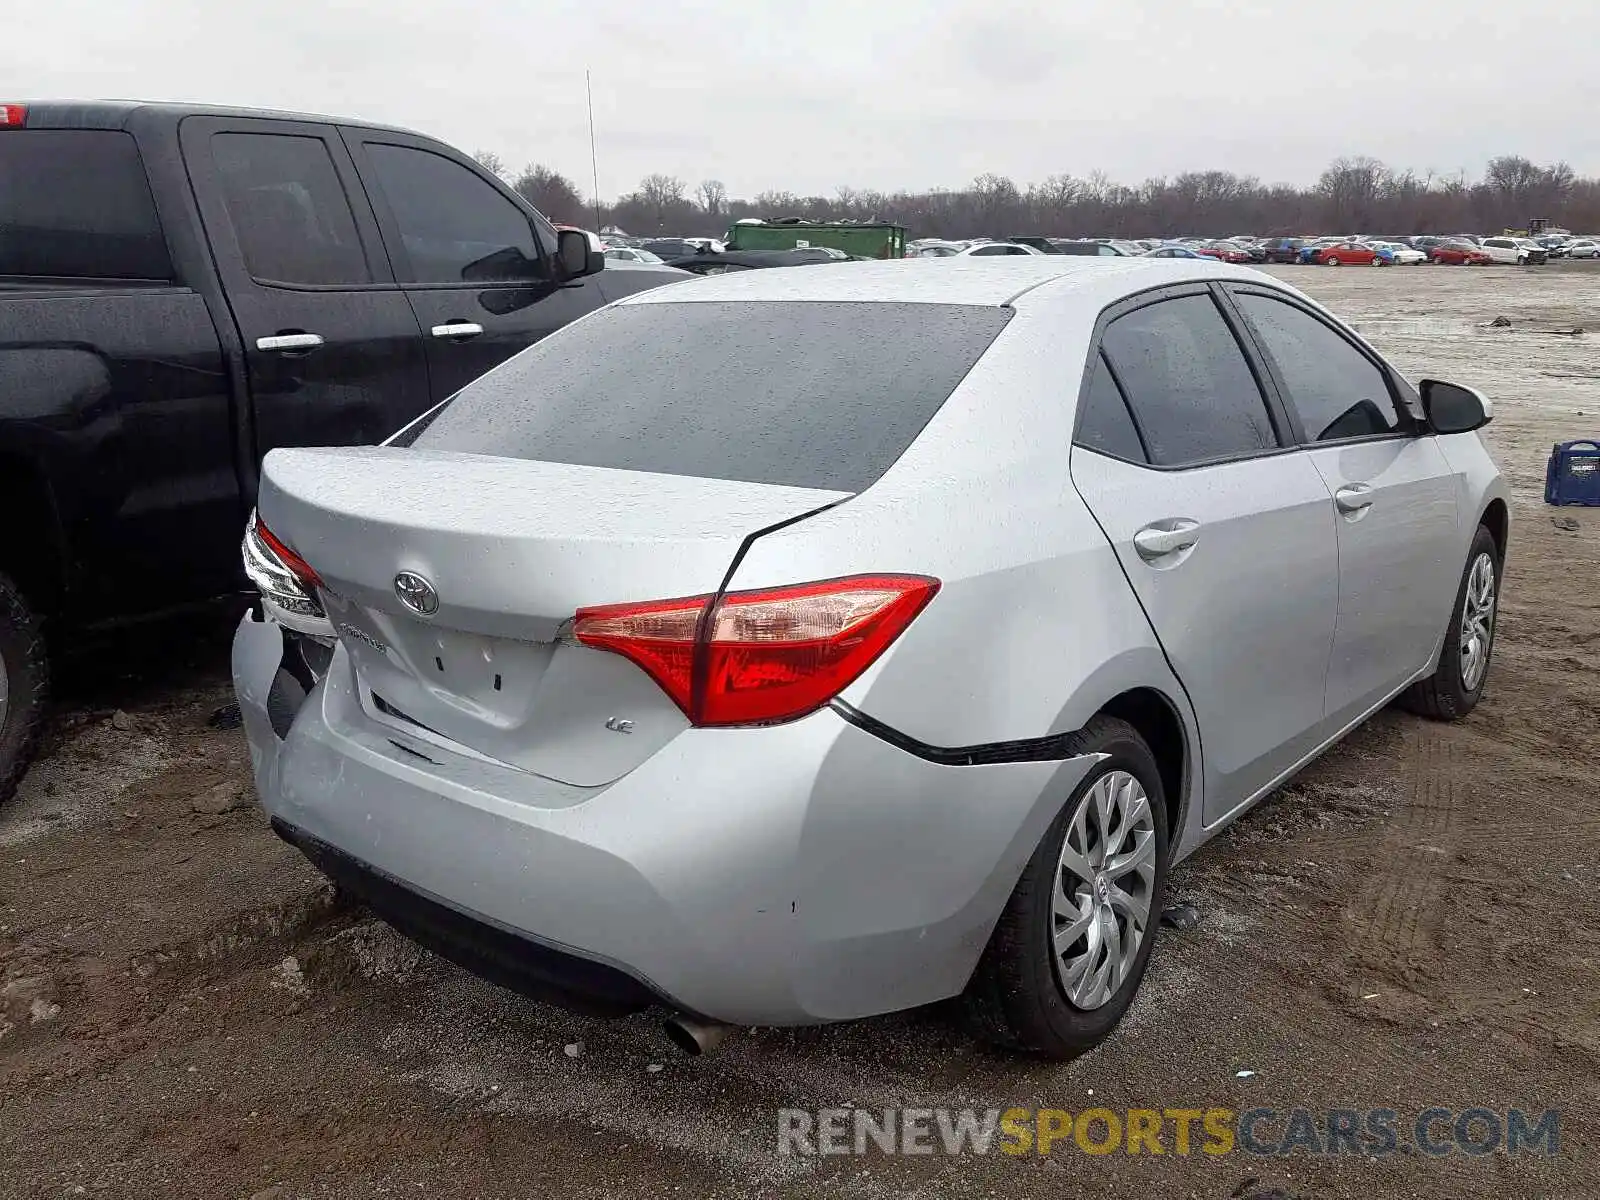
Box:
[400,300,1012,491]
[0,130,172,279]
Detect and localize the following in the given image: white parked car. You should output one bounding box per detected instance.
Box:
[1564,239,1599,259]
[1370,241,1427,265]
[604,247,666,264]
[955,241,1045,257]
[1477,237,1547,265]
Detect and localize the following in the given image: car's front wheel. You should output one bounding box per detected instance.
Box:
[967,716,1169,1058]
[0,571,49,807]
[1398,525,1500,721]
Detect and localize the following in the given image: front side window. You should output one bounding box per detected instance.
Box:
[211,133,370,285]
[0,130,171,279]
[1099,294,1279,467]
[364,143,547,284]
[1234,292,1404,441]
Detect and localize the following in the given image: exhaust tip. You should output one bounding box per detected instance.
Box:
[662,1015,729,1056]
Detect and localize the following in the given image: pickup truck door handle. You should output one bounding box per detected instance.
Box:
[256,332,325,353]
[431,321,485,341]
[1132,520,1201,562]
[1334,483,1374,515]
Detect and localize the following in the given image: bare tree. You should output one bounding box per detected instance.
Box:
[593,153,1600,244]
[1317,156,1390,230]
[636,173,686,229]
[696,179,729,219]
[512,164,587,225]
[473,150,508,180]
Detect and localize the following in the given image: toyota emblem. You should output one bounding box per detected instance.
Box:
[393,571,440,616]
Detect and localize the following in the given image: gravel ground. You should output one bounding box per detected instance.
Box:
[3,262,1598,1199]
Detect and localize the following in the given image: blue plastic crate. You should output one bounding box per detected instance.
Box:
[1545,440,1600,506]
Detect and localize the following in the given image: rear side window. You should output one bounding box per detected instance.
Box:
[1100,294,1279,467]
[362,143,548,284]
[402,301,1012,491]
[1233,292,1403,441]
[0,130,171,279]
[1075,352,1146,463]
[211,133,370,285]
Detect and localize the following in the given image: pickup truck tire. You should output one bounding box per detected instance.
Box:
[0,571,49,806]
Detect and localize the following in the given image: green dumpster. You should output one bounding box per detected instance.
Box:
[725,221,907,259]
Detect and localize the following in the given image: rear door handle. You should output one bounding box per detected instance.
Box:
[431,321,485,341]
[1133,520,1200,561]
[256,332,324,353]
[1335,483,1374,514]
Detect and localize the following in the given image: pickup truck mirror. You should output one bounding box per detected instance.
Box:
[557,229,604,280]
[1420,379,1492,434]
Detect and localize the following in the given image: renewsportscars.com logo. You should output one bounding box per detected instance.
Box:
[777,1106,1560,1158]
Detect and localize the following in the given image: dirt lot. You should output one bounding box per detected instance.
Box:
[3,262,1598,1199]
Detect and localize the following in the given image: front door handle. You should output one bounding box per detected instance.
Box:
[1133,520,1201,561]
[431,321,485,341]
[256,332,324,353]
[1335,483,1374,514]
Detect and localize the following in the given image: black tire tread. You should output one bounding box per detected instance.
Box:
[1397,525,1499,722]
[965,715,1158,1056]
[0,571,49,807]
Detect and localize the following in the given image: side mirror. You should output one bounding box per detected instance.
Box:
[557,229,604,280]
[1420,379,1492,434]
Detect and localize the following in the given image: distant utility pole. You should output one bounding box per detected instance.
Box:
[586,70,602,232]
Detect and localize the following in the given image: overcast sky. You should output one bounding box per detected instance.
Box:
[9,0,1599,198]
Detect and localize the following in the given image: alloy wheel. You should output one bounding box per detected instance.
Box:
[1051,770,1157,1010]
[1460,552,1497,692]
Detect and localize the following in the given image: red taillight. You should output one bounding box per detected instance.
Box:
[0,105,26,127]
[255,519,322,590]
[574,574,939,726]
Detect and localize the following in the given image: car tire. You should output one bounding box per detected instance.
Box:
[1397,525,1500,722]
[966,716,1169,1059]
[1326,256,1341,266]
[0,571,50,807]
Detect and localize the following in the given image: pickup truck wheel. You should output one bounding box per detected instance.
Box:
[0,572,50,806]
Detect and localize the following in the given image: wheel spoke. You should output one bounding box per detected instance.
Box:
[1053,900,1095,956]
[1101,911,1125,991]
[1105,827,1155,881]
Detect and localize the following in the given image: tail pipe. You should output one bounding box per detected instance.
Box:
[662,1014,732,1056]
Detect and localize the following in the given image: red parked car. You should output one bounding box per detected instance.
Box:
[1431,242,1493,266]
[1312,242,1381,266]
[1195,241,1254,264]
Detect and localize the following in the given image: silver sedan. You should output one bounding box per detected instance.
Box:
[234,257,1507,1058]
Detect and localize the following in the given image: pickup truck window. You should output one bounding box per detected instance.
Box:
[0,130,171,280]
[363,143,549,285]
[211,133,371,286]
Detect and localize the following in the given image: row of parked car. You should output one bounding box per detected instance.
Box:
[904,233,1600,267]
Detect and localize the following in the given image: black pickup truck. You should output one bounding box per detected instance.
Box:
[0,100,686,802]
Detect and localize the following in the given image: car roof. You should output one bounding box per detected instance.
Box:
[621,256,1262,308]
[16,98,425,136]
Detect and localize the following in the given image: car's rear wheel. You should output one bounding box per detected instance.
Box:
[966,717,1168,1058]
[0,571,49,807]
[1398,525,1499,721]
[1326,256,1341,266]
[1370,256,1386,266]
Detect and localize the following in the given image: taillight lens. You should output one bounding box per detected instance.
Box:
[0,105,26,128]
[242,512,325,619]
[574,574,939,726]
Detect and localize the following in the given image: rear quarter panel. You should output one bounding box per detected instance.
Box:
[722,297,1204,842]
